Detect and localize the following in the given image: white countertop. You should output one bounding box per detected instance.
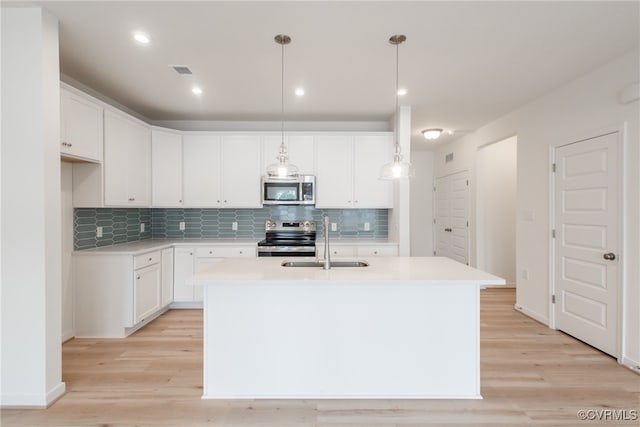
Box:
[73,239,260,255]
[73,238,399,255]
[193,256,505,285]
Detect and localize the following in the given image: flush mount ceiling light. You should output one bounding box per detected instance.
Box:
[295,88,305,96]
[133,32,150,44]
[265,34,299,179]
[380,35,415,180]
[397,88,408,96]
[422,128,443,140]
[191,86,203,95]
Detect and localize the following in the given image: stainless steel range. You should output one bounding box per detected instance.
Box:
[257,220,317,257]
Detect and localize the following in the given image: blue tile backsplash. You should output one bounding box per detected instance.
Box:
[74,207,388,250]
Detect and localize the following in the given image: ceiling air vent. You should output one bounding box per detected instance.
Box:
[445,153,454,163]
[170,65,193,75]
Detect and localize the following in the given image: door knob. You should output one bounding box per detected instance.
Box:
[603,253,616,260]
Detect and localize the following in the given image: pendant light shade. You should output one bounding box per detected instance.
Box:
[380,34,414,180]
[266,34,299,179]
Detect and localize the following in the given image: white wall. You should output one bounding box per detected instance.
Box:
[476,136,517,284]
[1,7,65,406]
[61,162,74,341]
[410,151,434,256]
[433,49,640,369]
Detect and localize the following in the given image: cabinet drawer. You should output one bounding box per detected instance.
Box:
[134,250,161,270]
[357,246,398,257]
[196,246,255,258]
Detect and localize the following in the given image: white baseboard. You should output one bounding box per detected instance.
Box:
[170,301,203,309]
[620,356,640,372]
[61,329,74,343]
[1,381,65,408]
[514,303,549,326]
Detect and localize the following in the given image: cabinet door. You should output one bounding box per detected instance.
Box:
[353,135,393,208]
[134,264,161,324]
[315,135,354,208]
[61,88,103,162]
[126,120,151,206]
[173,248,195,302]
[104,111,151,206]
[161,248,174,307]
[221,135,261,208]
[152,129,183,207]
[104,111,131,205]
[183,135,222,207]
[356,245,398,257]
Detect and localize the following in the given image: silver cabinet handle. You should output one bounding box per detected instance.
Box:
[128,197,135,201]
[136,275,141,280]
[148,257,153,261]
[603,252,616,260]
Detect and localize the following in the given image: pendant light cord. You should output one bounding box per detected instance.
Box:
[281,40,285,150]
[394,41,400,156]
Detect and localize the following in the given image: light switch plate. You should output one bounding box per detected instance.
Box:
[331,223,337,232]
[140,223,145,233]
[232,222,238,231]
[179,221,185,231]
[364,222,370,231]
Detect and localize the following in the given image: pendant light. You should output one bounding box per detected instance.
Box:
[265,34,299,179]
[380,34,415,180]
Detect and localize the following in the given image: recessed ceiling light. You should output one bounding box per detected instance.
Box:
[192,86,203,95]
[133,32,150,44]
[295,88,305,96]
[397,88,407,96]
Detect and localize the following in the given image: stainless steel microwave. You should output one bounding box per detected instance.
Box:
[261,175,315,205]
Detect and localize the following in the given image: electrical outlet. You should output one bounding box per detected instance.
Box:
[232,222,238,231]
[96,226,103,238]
[331,222,337,232]
[364,222,370,231]
[179,221,185,231]
[140,223,145,233]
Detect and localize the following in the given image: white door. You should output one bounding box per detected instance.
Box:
[554,132,619,357]
[434,171,469,264]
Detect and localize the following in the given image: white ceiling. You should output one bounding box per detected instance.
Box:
[31,1,640,149]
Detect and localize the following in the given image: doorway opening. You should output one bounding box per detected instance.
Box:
[476,136,517,285]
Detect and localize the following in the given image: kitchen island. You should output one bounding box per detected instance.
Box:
[194,256,504,399]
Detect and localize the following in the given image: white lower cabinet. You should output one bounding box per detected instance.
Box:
[318,244,398,258]
[134,263,161,324]
[74,249,168,338]
[173,245,256,307]
[161,248,174,307]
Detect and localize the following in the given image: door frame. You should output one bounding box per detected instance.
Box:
[548,123,626,361]
[433,169,470,264]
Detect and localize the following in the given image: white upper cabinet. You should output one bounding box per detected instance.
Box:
[151,128,183,207]
[183,134,260,208]
[353,135,393,208]
[315,135,354,208]
[222,135,261,208]
[183,134,223,207]
[104,110,151,207]
[315,134,393,208]
[60,86,103,162]
[261,134,315,175]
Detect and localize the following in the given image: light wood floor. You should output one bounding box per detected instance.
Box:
[2,288,638,426]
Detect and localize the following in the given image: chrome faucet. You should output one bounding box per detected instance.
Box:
[323,215,331,270]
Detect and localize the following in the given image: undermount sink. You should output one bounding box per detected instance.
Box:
[281,260,370,268]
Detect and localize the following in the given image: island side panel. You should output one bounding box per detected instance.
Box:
[203,280,480,399]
